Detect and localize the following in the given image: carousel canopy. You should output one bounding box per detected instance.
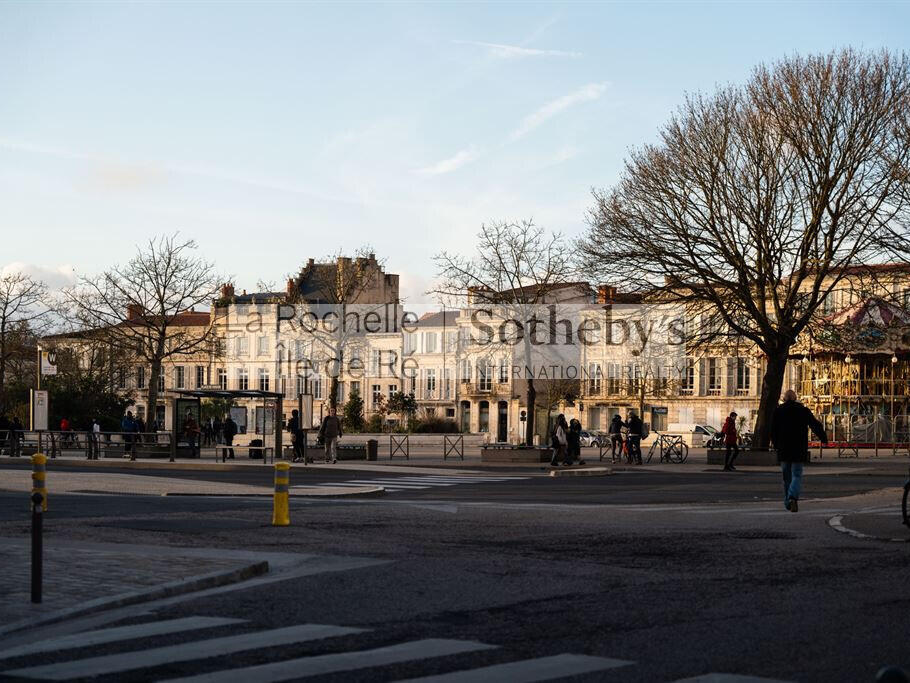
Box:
[826,297,910,327]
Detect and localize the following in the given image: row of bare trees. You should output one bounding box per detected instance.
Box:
[433,48,910,448]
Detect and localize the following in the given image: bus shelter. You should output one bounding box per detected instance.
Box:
[168,388,284,461]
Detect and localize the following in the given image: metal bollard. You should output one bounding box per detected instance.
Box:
[31,490,43,603]
[31,453,47,512]
[271,462,290,526]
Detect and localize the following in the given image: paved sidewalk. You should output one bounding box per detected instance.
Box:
[0,468,383,497]
[0,538,254,626]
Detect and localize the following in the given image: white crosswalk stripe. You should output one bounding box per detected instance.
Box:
[2,623,364,680]
[159,638,497,683]
[294,475,530,493]
[0,616,244,660]
[395,653,634,682]
[0,614,794,683]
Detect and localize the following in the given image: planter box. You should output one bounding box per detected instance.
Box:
[481,446,553,464]
[706,448,778,466]
[336,444,367,461]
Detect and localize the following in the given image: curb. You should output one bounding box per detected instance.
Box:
[161,487,386,499]
[0,561,269,638]
[827,514,910,543]
[549,467,612,477]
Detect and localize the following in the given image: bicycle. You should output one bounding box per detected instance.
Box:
[646,433,689,463]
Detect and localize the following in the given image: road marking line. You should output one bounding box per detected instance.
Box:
[158,638,497,683]
[671,673,793,682]
[2,624,365,680]
[827,514,910,543]
[0,617,245,660]
[342,481,432,489]
[395,653,634,682]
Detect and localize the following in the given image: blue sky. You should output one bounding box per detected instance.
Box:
[2,1,909,302]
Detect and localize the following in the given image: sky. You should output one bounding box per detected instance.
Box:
[2,1,909,304]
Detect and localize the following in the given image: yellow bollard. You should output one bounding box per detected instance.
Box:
[271,462,290,526]
[31,453,47,512]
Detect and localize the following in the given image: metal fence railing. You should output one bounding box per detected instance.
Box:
[809,414,910,459]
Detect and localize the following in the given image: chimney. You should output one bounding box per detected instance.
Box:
[221,283,235,299]
[597,285,617,304]
[126,303,143,321]
[286,278,295,296]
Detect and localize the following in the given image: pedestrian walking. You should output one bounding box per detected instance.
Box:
[10,416,23,457]
[223,414,237,459]
[566,418,585,465]
[549,414,569,467]
[721,411,739,471]
[770,389,828,513]
[182,410,200,458]
[89,418,101,459]
[627,411,643,465]
[288,409,305,462]
[608,414,625,462]
[318,407,342,463]
[121,411,137,459]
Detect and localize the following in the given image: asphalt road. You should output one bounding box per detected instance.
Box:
[0,462,908,683]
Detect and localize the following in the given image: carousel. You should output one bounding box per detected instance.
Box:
[792,297,910,445]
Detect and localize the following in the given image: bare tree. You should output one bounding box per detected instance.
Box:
[61,235,222,423]
[433,220,577,446]
[0,273,48,413]
[579,49,910,448]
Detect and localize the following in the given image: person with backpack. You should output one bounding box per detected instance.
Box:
[318,407,342,464]
[549,414,569,467]
[721,411,739,471]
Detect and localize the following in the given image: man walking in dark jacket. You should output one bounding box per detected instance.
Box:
[627,411,643,465]
[770,390,828,512]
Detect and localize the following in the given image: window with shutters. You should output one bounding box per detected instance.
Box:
[175,366,185,389]
[679,359,695,395]
[707,358,721,395]
[238,367,249,391]
[736,358,751,394]
[195,365,206,388]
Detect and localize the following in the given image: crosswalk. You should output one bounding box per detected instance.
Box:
[297,474,531,493]
[0,613,793,682]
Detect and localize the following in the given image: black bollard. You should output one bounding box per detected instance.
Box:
[31,491,43,603]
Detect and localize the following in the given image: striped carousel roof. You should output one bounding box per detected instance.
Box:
[826,297,910,327]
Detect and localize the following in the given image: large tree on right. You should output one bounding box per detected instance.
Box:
[579,49,910,448]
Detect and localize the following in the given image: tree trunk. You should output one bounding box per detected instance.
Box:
[753,350,789,449]
[147,359,162,431]
[525,378,536,446]
[329,376,339,412]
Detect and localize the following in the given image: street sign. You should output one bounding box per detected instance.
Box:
[40,351,57,376]
[30,390,48,431]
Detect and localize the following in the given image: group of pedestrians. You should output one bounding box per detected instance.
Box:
[606,412,645,465]
[0,414,24,456]
[549,415,587,467]
[288,407,343,464]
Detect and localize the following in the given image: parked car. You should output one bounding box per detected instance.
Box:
[667,423,717,447]
[579,430,604,448]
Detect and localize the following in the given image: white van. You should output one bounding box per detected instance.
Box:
[666,423,718,447]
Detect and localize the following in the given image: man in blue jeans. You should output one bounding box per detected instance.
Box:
[770,389,828,512]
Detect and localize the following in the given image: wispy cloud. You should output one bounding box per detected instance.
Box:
[509,82,608,141]
[453,40,581,59]
[414,145,482,176]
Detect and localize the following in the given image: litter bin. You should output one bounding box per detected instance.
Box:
[366,439,378,461]
[249,438,264,459]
